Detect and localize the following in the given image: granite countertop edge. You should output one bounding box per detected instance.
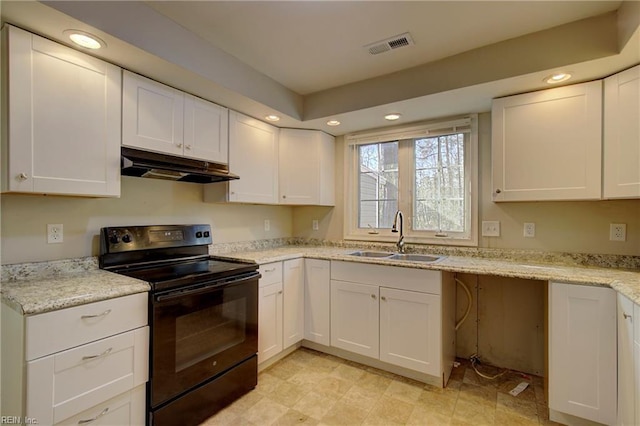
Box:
[2,247,639,315]
[214,246,640,304]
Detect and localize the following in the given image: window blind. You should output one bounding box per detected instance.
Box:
[346,117,472,146]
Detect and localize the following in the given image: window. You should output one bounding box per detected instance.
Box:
[345,115,478,246]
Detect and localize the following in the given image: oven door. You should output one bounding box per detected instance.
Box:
[150,272,259,408]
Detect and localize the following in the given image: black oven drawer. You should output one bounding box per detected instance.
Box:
[151,355,257,426]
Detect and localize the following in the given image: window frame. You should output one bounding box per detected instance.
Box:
[344,115,478,247]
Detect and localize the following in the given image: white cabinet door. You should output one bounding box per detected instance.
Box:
[258,281,283,364]
[618,293,635,426]
[26,327,148,425]
[4,25,121,197]
[604,65,640,199]
[283,259,304,349]
[122,70,184,156]
[228,111,279,203]
[304,259,331,346]
[183,94,229,164]
[492,81,602,201]
[549,282,616,425]
[56,385,145,426]
[279,129,335,206]
[330,280,379,358]
[380,287,441,376]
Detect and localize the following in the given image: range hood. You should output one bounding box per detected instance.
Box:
[121,147,239,183]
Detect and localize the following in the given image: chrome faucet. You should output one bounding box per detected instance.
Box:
[391,210,405,253]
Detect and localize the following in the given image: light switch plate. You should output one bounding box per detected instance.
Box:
[482,221,500,237]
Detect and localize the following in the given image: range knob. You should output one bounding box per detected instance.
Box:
[109,234,120,244]
[121,234,132,243]
[196,231,203,238]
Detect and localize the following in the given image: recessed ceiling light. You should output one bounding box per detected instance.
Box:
[545,72,572,84]
[327,120,341,126]
[63,30,105,49]
[265,114,280,122]
[384,113,402,121]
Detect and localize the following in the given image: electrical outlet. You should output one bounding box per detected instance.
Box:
[312,220,319,231]
[523,222,536,238]
[47,224,64,244]
[610,223,626,241]
[481,221,500,237]
[264,219,270,232]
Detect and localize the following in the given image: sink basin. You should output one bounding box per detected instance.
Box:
[348,251,394,258]
[388,253,443,263]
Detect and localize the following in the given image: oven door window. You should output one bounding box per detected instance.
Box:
[151,278,258,407]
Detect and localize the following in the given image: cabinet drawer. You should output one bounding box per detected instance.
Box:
[259,262,283,287]
[56,384,145,425]
[26,292,148,361]
[331,261,441,295]
[27,326,148,425]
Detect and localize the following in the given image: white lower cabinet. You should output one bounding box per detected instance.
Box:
[304,259,331,346]
[330,280,379,358]
[56,384,145,426]
[329,261,453,382]
[27,327,148,424]
[258,260,304,365]
[379,287,441,376]
[1,293,149,425]
[618,293,640,426]
[283,259,304,348]
[549,282,616,425]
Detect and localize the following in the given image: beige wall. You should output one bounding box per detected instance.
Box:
[0,177,292,264]
[293,112,640,256]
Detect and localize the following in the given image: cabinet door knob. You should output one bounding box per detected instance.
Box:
[282,195,286,199]
[371,294,376,300]
[624,312,632,321]
[495,189,502,194]
[176,143,183,148]
[278,290,283,295]
[18,173,28,181]
[186,145,192,150]
[381,296,387,301]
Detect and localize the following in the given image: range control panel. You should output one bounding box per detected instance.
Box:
[101,224,212,253]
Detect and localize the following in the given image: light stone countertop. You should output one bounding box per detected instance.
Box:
[214,246,640,305]
[2,245,638,316]
[1,257,150,315]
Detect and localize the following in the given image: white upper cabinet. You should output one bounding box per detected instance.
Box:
[227,111,279,204]
[122,70,228,164]
[2,25,121,197]
[492,81,602,201]
[604,65,640,199]
[279,129,335,206]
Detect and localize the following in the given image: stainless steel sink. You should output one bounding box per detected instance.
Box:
[348,251,394,258]
[388,253,443,263]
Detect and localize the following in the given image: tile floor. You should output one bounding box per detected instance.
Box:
[202,348,561,426]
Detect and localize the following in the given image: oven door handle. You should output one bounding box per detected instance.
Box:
[154,272,260,302]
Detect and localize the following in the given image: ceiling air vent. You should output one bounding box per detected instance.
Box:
[364,32,414,55]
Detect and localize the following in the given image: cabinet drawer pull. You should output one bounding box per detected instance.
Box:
[82,347,113,361]
[18,173,28,181]
[264,268,276,273]
[81,309,112,320]
[78,407,109,424]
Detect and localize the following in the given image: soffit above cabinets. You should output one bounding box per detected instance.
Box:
[2,1,638,135]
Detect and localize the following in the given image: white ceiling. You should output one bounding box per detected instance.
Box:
[147,1,622,94]
[1,1,639,135]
